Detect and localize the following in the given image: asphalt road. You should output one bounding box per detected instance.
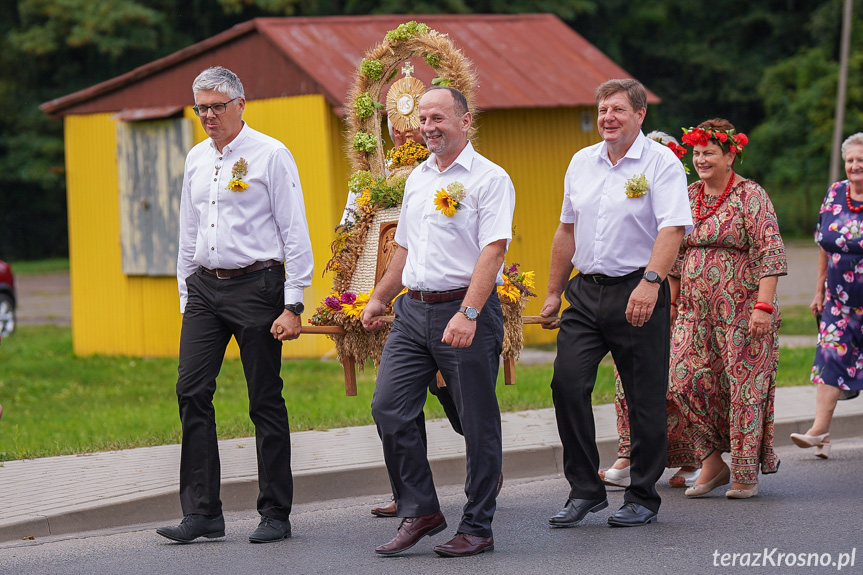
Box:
[1,437,860,575]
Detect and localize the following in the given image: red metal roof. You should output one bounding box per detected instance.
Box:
[40,14,658,117]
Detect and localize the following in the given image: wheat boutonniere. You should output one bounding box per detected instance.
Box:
[227,158,249,192]
[624,174,648,198]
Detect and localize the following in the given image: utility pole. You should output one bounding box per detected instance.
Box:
[830,0,854,184]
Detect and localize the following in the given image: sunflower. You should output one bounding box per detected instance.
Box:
[497,276,521,303]
[227,178,249,192]
[434,189,458,217]
[342,289,373,318]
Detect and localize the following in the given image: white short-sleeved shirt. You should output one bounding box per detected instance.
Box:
[177,123,314,312]
[395,141,515,291]
[561,132,692,276]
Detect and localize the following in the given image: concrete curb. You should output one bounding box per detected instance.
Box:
[4,405,861,544]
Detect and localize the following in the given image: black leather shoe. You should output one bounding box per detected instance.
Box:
[548,498,608,527]
[249,516,292,543]
[156,514,225,543]
[607,502,657,527]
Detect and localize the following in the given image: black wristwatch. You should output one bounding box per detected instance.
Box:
[284,303,304,315]
[642,271,662,285]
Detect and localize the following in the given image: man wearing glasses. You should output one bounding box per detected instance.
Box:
[157,66,313,544]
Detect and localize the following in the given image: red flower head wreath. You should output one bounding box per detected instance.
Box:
[681,126,749,162]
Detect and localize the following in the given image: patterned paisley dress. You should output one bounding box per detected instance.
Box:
[811,181,863,391]
[668,178,787,484]
[611,370,699,468]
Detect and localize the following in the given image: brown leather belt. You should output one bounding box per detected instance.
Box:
[407,288,468,303]
[201,259,283,279]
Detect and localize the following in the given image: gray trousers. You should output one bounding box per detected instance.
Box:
[371,293,504,537]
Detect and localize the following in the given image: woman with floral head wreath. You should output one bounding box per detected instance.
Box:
[669,119,787,499]
[791,132,863,458]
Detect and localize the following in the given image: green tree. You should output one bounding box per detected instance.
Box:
[749,2,863,236]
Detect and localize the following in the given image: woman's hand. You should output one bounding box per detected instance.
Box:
[810,290,825,318]
[748,308,772,339]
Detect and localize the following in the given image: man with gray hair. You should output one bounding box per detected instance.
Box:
[540,78,692,528]
[157,66,313,544]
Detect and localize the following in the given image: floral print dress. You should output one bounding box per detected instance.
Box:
[668,178,787,484]
[811,180,863,391]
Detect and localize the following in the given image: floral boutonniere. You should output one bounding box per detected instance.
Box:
[227,158,249,192]
[624,174,648,198]
[433,182,466,217]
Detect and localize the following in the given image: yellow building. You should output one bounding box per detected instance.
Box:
[41,14,658,358]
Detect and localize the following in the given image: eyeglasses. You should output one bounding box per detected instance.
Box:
[192,98,239,117]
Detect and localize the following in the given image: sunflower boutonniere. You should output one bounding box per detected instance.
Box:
[433,182,466,217]
[624,174,648,198]
[227,158,249,192]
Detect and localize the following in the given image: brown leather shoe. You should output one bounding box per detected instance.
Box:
[433,532,494,557]
[371,497,397,518]
[375,511,447,556]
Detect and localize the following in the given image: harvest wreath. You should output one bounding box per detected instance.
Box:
[309,21,536,385]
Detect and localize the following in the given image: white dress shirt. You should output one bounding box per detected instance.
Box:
[177,123,313,312]
[395,141,515,291]
[560,131,692,276]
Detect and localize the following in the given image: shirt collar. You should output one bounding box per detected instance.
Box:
[595,131,647,164]
[209,121,249,154]
[421,140,476,174]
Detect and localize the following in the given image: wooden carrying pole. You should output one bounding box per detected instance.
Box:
[300,315,557,396]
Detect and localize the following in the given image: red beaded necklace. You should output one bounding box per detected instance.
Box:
[695,172,736,220]
[845,184,863,213]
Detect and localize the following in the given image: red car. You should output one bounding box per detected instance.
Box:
[0,259,15,338]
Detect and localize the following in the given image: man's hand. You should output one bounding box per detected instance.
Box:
[361,298,389,332]
[625,281,659,327]
[443,312,477,348]
[540,295,562,330]
[271,309,301,341]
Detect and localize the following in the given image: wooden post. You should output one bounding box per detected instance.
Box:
[342,355,357,396]
[503,356,516,385]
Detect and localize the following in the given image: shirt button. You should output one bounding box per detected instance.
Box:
[219,156,223,160]
[213,178,217,182]
[210,224,214,227]
[211,247,215,250]
[212,201,215,204]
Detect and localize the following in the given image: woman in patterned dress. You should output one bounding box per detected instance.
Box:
[791,133,863,459]
[669,119,787,499]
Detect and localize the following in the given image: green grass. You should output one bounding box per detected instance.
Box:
[780,304,818,336]
[5,258,69,275]
[0,323,814,462]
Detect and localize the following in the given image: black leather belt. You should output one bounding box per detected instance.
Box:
[579,268,644,285]
[407,288,469,303]
[201,259,283,279]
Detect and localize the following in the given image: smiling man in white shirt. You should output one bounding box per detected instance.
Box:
[541,79,692,529]
[361,86,514,558]
[157,66,313,545]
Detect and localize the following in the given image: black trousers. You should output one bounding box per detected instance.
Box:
[176,266,292,521]
[372,293,503,537]
[551,273,670,512]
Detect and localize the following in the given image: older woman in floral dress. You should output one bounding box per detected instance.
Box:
[670,119,787,499]
[792,132,863,458]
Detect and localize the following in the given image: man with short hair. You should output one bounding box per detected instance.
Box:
[362,86,514,557]
[157,66,313,544]
[541,78,692,528]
